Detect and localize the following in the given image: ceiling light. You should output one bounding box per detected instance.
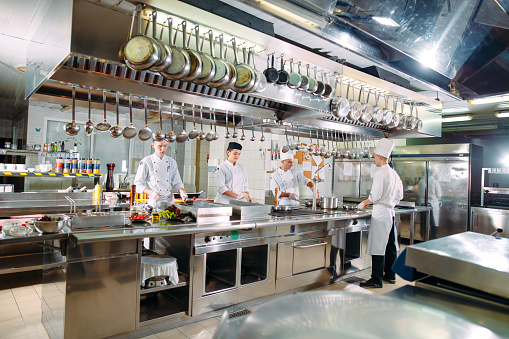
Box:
[442,107,469,113]
[372,16,400,27]
[441,115,472,123]
[442,124,497,132]
[468,94,509,105]
[495,112,509,118]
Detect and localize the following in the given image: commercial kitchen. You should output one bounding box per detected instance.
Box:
[0,1,508,338]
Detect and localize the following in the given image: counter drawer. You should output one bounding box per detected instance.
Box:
[292,237,327,275]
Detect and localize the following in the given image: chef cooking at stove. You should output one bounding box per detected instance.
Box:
[214,142,252,204]
[270,152,313,206]
[134,139,187,209]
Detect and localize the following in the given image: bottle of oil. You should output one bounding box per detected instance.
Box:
[151,208,160,223]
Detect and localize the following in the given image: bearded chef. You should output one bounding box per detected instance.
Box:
[357,138,403,288]
[269,152,313,206]
[214,142,251,204]
[134,139,187,208]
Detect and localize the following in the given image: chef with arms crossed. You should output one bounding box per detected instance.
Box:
[214,142,252,204]
[134,138,188,209]
[270,152,313,206]
[357,138,403,288]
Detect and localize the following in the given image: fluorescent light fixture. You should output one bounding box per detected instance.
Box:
[372,16,400,27]
[442,107,469,113]
[418,49,437,68]
[503,155,509,167]
[441,115,472,123]
[495,112,509,118]
[468,94,509,105]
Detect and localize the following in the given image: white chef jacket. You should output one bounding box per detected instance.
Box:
[214,160,249,204]
[269,168,310,206]
[134,154,184,207]
[366,164,404,255]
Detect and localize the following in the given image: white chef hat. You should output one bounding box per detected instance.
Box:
[374,138,395,158]
[280,152,295,161]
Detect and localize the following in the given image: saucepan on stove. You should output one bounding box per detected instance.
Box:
[272,205,295,212]
[320,196,339,209]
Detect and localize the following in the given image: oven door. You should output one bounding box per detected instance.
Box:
[292,237,328,275]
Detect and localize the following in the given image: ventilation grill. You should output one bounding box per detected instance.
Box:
[228,309,251,319]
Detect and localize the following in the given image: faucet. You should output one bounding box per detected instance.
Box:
[311,163,331,210]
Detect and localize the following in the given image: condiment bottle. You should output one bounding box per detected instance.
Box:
[55,157,63,173]
[274,188,279,206]
[151,208,160,222]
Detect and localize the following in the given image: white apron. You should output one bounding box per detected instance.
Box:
[366,204,399,255]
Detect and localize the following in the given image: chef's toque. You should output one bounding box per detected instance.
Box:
[374,138,395,158]
[280,152,295,161]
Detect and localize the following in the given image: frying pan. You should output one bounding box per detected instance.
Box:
[372,92,384,123]
[250,47,267,92]
[264,54,279,83]
[347,84,362,121]
[193,26,216,84]
[181,21,203,82]
[149,11,172,72]
[231,38,256,93]
[312,67,325,97]
[160,19,190,80]
[396,100,408,130]
[124,9,161,70]
[297,62,309,91]
[359,87,373,123]
[287,59,301,89]
[407,102,418,130]
[208,31,231,88]
[331,76,350,118]
[217,37,237,90]
[381,95,394,126]
[387,97,401,128]
[277,55,289,85]
[305,64,318,94]
[321,72,333,99]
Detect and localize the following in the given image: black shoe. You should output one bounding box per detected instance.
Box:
[359,279,382,288]
[383,276,396,284]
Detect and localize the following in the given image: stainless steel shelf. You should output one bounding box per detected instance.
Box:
[139,273,188,295]
[0,251,65,274]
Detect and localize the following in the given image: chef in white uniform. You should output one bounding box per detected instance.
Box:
[357,138,403,288]
[269,152,313,206]
[134,139,187,208]
[214,142,251,204]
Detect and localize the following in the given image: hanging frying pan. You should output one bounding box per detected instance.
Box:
[263,54,278,83]
[149,11,172,72]
[297,61,309,91]
[208,31,231,88]
[160,19,190,80]
[331,76,350,118]
[193,26,216,84]
[217,36,237,90]
[312,67,325,97]
[287,59,301,89]
[124,9,162,71]
[277,55,289,85]
[180,21,203,82]
[305,64,317,94]
[231,38,256,93]
[347,83,362,121]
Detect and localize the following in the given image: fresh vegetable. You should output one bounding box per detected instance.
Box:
[38,216,51,222]
[128,215,150,220]
[159,205,183,219]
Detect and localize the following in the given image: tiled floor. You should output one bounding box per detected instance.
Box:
[0,262,412,339]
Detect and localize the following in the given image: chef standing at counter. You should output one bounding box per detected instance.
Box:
[269,152,313,206]
[134,139,188,208]
[214,142,251,204]
[357,139,403,288]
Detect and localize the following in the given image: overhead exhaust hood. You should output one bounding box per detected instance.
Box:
[25,0,441,138]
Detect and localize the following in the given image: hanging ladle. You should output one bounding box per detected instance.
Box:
[65,85,80,136]
[324,130,332,158]
[176,104,188,143]
[188,105,199,139]
[260,120,266,142]
[307,130,315,152]
[281,126,290,153]
[85,87,94,135]
[166,101,176,142]
[213,110,219,140]
[250,118,256,141]
[138,97,153,141]
[122,94,137,139]
[110,91,123,138]
[95,89,111,131]
[240,116,246,140]
[198,106,205,140]
[225,111,231,139]
[205,109,216,141]
[154,99,166,141]
[232,112,238,138]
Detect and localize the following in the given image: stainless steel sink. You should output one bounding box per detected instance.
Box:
[68,212,126,229]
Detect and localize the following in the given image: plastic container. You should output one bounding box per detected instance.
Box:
[86,159,93,174]
[93,159,100,174]
[55,157,63,173]
[63,158,71,174]
[79,158,87,174]
[71,159,79,174]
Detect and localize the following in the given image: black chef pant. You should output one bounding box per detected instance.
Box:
[371,218,397,284]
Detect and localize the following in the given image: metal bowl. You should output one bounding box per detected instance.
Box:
[33,216,68,233]
[272,205,293,212]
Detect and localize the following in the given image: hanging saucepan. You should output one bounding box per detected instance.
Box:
[148,11,172,72]
[124,10,161,71]
[277,55,289,85]
[110,92,123,138]
[65,85,80,136]
[382,95,394,126]
[217,35,237,90]
[287,59,301,89]
[231,38,256,93]
[96,89,111,131]
[263,54,279,83]
[297,62,309,91]
[188,105,199,139]
[313,67,325,97]
[122,94,137,139]
[208,31,231,88]
[331,76,350,118]
[387,97,400,128]
[415,104,424,131]
[193,26,216,85]
[321,72,333,99]
[396,100,408,130]
[118,7,137,64]
[347,83,362,121]
[138,97,152,141]
[176,103,188,143]
[249,47,266,92]
[407,102,418,130]
[153,99,166,141]
[372,92,384,124]
[180,21,203,82]
[359,87,373,123]
[160,19,190,80]
[165,101,176,142]
[305,64,318,94]
[85,87,94,135]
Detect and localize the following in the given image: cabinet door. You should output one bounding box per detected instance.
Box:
[65,254,138,338]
